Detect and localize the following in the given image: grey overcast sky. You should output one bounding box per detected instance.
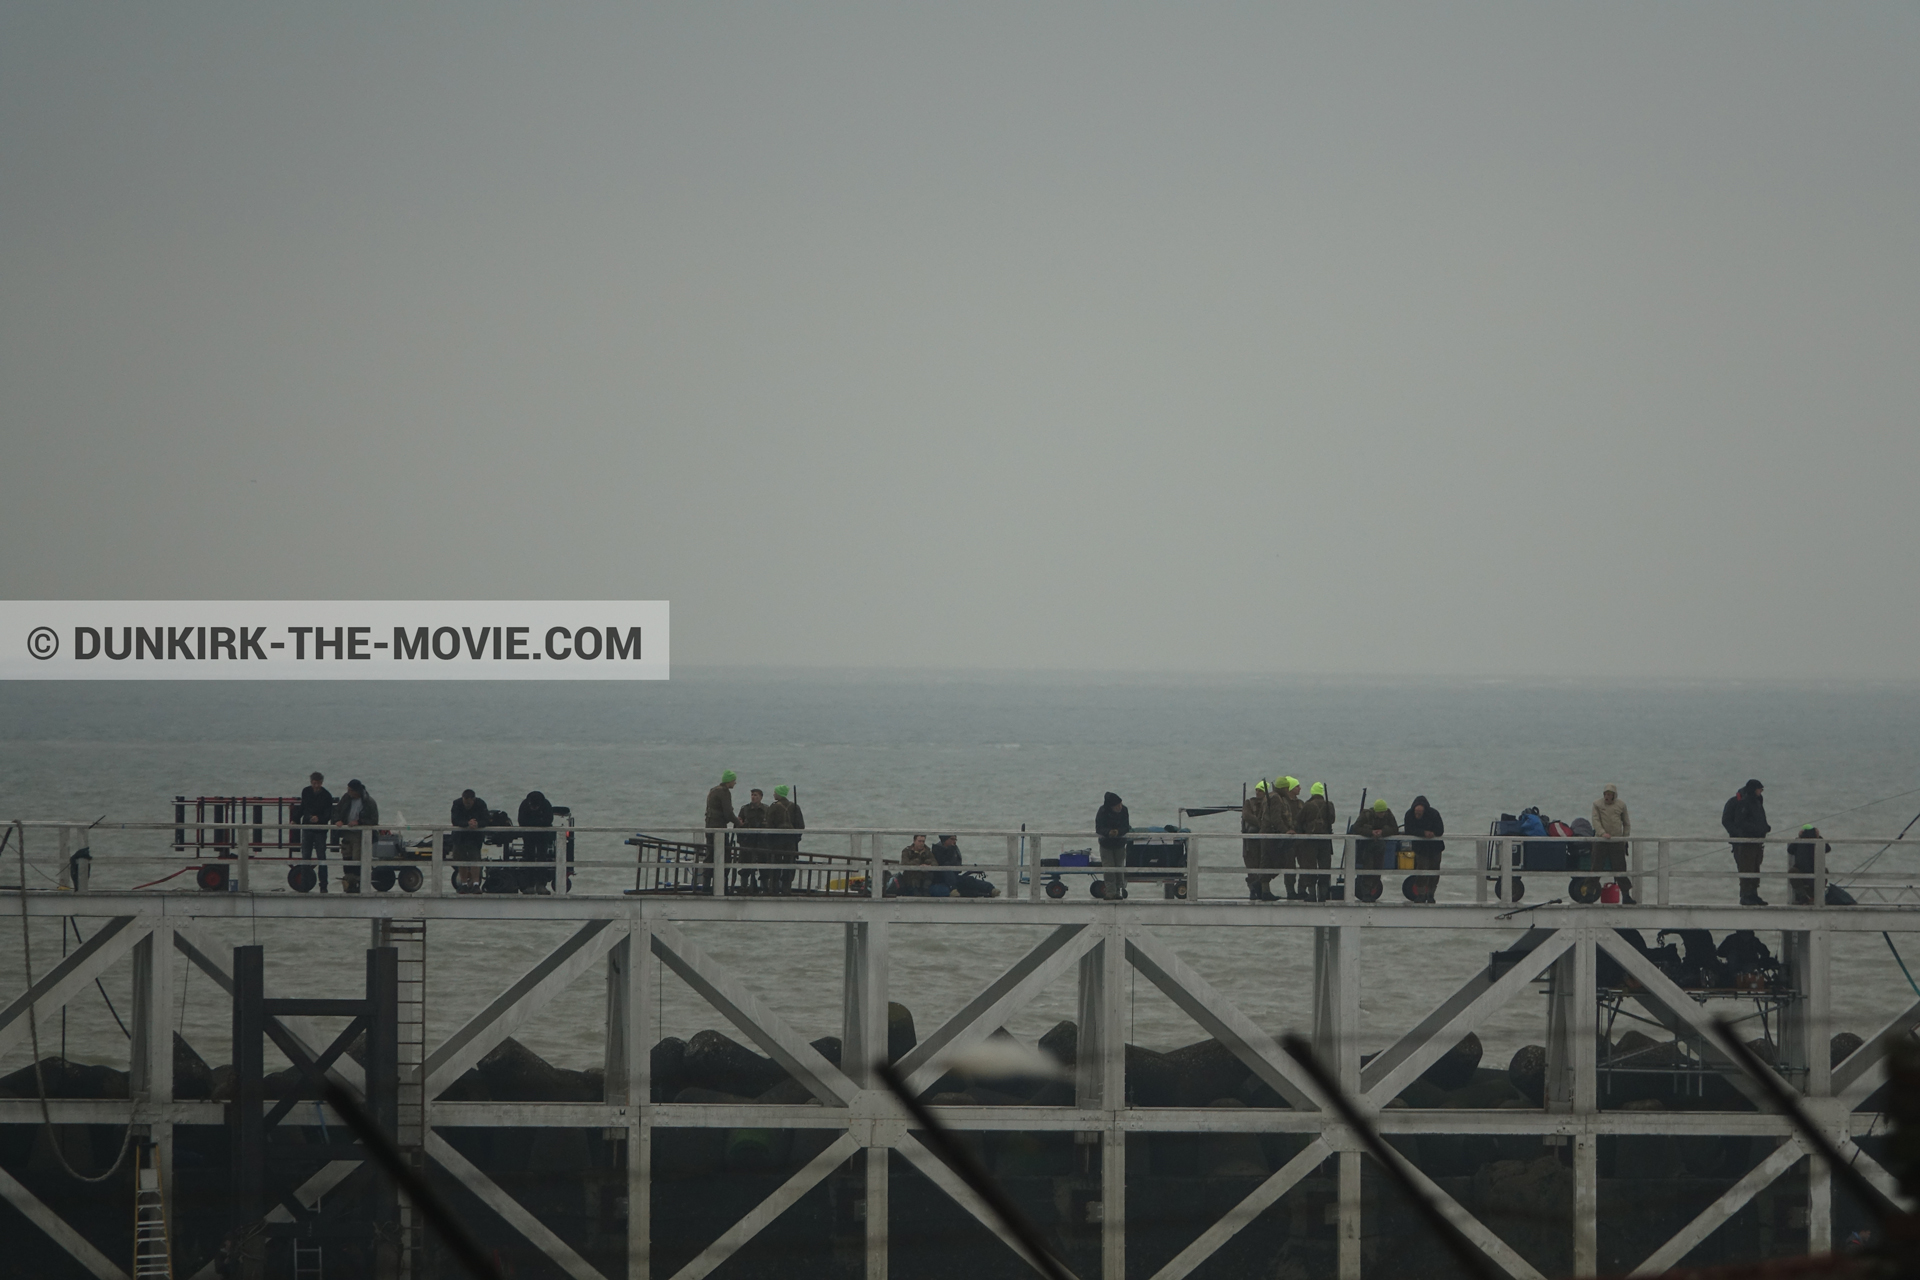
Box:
[2,3,1915,677]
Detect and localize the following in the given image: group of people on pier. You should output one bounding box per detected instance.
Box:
[703,770,805,893]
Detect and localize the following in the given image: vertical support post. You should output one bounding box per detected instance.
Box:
[1006,834,1018,900]
[866,1145,888,1280]
[628,919,655,1280]
[869,834,882,900]
[1656,840,1671,906]
[1338,1151,1362,1280]
[1075,920,1126,1278]
[238,825,251,893]
[131,926,175,1219]
[1496,838,1509,906]
[1475,839,1488,904]
[57,826,70,888]
[1814,839,1828,911]
[1186,833,1200,903]
[1573,1134,1598,1277]
[1783,928,1832,1254]
[1313,925,1362,1280]
[366,945,401,1266]
[231,945,265,1233]
[843,919,889,1278]
[1028,835,1043,902]
[1630,838,1645,891]
[842,920,889,1088]
[1548,930,1598,1271]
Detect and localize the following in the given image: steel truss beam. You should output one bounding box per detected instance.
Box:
[3,898,1909,1280]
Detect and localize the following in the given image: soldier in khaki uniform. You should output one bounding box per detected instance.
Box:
[765,785,802,895]
[703,771,737,894]
[1296,783,1337,901]
[1270,777,1304,899]
[1242,780,1273,901]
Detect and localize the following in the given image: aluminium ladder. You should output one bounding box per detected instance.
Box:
[132,1144,173,1279]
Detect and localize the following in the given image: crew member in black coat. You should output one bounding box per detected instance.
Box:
[1720,779,1771,906]
[518,790,557,892]
[1401,796,1445,903]
[294,772,335,891]
[1096,792,1131,899]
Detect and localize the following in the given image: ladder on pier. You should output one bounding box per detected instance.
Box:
[292,1237,323,1280]
[133,1144,173,1279]
[377,919,427,1278]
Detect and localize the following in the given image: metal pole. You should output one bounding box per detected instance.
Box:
[1657,840,1671,906]
[1028,835,1043,902]
[1005,834,1018,901]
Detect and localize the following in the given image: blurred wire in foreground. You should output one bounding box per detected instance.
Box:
[322,1081,505,1280]
[874,1060,1076,1280]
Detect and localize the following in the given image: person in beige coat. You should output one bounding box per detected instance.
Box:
[1591,785,1635,904]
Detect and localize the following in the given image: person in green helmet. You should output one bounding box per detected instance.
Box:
[1243,780,1273,901]
[1263,775,1302,900]
[703,770,738,895]
[1296,783,1337,901]
[1350,797,1399,902]
[766,784,803,894]
[735,787,770,893]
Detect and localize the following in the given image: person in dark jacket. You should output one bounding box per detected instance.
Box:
[1720,780,1771,905]
[295,772,335,892]
[1787,824,1829,906]
[932,834,963,893]
[450,789,489,891]
[735,787,769,894]
[517,790,557,892]
[1096,792,1131,899]
[1401,796,1445,903]
[1242,780,1272,901]
[1350,799,1398,901]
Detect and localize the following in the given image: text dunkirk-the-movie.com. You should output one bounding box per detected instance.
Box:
[0,601,669,680]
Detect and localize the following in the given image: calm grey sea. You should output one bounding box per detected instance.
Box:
[4,672,1918,1079]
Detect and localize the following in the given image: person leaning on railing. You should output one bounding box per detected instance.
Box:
[1096,792,1132,899]
[1787,824,1829,906]
[703,770,737,894]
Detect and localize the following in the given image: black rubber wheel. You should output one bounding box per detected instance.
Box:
[398,866,423,893]
[372,866,397,893]
[1570,877,1602,904]
[287,865,317,893]
[196,864,229,892]
[1045,880,1068,899]
[1355,875,1383,903]
[1090,880,1108,900]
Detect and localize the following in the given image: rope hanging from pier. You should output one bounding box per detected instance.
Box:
[11,822,138,1184]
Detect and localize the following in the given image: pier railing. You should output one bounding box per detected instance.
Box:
[6,818,1916,909]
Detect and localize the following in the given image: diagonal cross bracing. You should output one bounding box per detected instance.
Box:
[894,1132,1080,1280]
[427,1131,609,1280]
[894,923,1097,1096]
[648,921,858,1106]
[424,919,626,1098]
[1148,1136,1331,1280]
[1122,925,1324,1111]
[1629,1138,1805,1275]
[666,1133,862,1280]
[186,1162,365,1280]
[1389,1146,1549,1280]
[1834,994,1920,1103]
[1595,933,1800,1102]
[1833,1136,1913,1210]
[0,915,149,1059]
[1362,928,1572,1102]
[172,923,368,1094]
[0,1161,130,1280]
